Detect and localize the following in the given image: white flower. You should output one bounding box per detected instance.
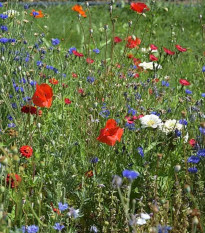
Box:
[159,119,183,134]
[136,218,146,225]
[138,62,162,70]
[3,10,20,18]
[140,213,151,220]
[140,114,162,129]
[67,207,80,219]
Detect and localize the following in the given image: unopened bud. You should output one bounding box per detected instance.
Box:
[192,216,199,225]
[174,165,181,172]
[90,28,93,34]
[13,155,20,162]
[128,20,132,27]
[109,5,113,13]
[184,184,191,193]
[200,121,205,128]
[199,15,202,19]
[104,25,108,30]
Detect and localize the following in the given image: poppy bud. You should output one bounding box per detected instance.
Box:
[13,155,20,162]
[128,20,132,27]
[89,28,93,34]
[192,216,199,225]
[174,165,181,172]
[184,184,191,193]
[200,122,205,128]
[109,5,113,13]
[104,24,108,30]
[181,111,187,117]
[0,186,5,193]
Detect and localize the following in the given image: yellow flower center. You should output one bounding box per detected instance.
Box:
[147,120,155,126]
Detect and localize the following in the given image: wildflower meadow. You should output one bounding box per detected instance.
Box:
[0,1,205,232]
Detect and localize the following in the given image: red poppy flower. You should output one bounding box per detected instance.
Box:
[72,73,78,78]
[85,170,94,178]
[30,9,44,18]
[6,174,22,188]
[64,98,72,105]
[150,44,158,50]
[78,88,84,94]
[86,58,94,64]
[175,44,187,52]
[149,54,158,61]
[189,139,196,147]
[134,73,140,78]
[50,203,61,215]
[97,119,124,146]
[114,36,122,43]
[126,36,141,49]
[32,83,53,108]
[163,47,175,55]
[49,78,59,85]
[130,2,150,13]
[72,4,87,18]
[149,88,153,95]
[73,50,84,57]
[20,145,33,158]
[179,79,191,86]
[21,105,37,115]
[38,110,43,117]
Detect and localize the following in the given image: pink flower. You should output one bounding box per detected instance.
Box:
[86,58,94,64]
[150,44,158,50]
[149,54,158,61]
[64,98,72,105]
[179,79,191,86]
[163,47,175,55]
[175,44,187,52]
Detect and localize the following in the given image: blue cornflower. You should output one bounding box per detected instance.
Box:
[137,147,144,157]
[53,68,59,74]
[27,225,39,233]
[185,89,192,94]
[0,3,3,7]
[157,225,172,233]
[36,61,43,67]
[150,111,160,116]
[99,109,110,118]
[0,38,9,43]
[188,167,198,173]
[8,123,16,128]
[58,202,68,211]
[53,223,65,231]
[187,156,200,164]
[1,25,8,32]
[25,57,30,62]
[19,78,27,84]
[91,157,99,163]
[0,14,8,19]
[68,47,77,54]
[90,225,98,232]
[32,11,39,17]
[46,65,54,70]
[93,48,100,54]
[175,129,181,137]
[23,97,31,102]
[11,103,17,109]
[125,122,135,130]
[8,38,16,43]
[51,38,60,46]
[122,170,139,180]
[87,76,95,83]
[21,226,26,233]
[202,66,205,72]
[7,115,13,121]
[199,127,205,135]
[29,80,36,86]
[202,93,205,97]
[128,108,137,116]
[24,4,30,9]
[197,149,205,157]
[161,81,169,87]
[179,119,188,125]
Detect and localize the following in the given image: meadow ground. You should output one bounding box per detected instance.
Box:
[0,1,205,233]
